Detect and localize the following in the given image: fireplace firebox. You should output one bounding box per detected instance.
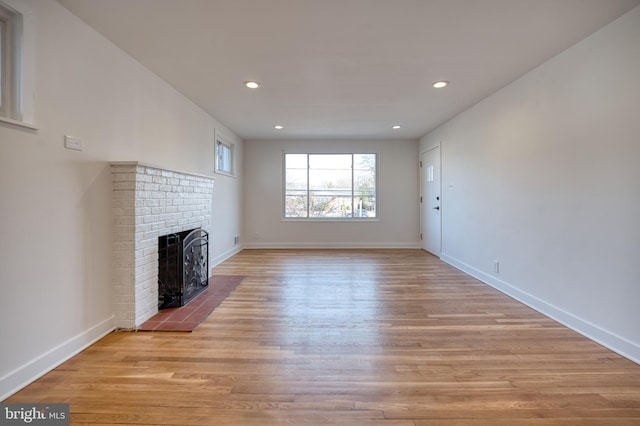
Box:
[158,228,209,309]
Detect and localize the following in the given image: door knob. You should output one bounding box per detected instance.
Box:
[432,206,440,210]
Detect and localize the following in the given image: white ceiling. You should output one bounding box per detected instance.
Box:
[56,0,639,140]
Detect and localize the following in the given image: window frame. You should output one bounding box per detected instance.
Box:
[0,0,21,121]
[214,133,235,177]
[283,151,379,221]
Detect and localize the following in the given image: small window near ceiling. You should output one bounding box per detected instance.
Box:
[215,134,235,177]
[0,1,21,121]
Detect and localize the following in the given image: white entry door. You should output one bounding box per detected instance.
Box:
[420,147,441,255]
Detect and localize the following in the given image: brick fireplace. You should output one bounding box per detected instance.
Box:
[110,162,215,329]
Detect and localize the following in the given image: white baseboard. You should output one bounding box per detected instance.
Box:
[243,242,421,249]
[1,316,115,401]
[440,253,640,365]
[210,245,243,269]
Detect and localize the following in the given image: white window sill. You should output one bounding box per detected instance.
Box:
[214,170,235,178]
[0,116,39,130]
[282,218,380,222]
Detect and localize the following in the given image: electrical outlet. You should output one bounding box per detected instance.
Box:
[493,260,500,274]
[254,232,260,240]
[64,135,83,151]
[234,236,240,245]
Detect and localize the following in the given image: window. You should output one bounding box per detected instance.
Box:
[284,153,377,219]
[214,135,235,177]
[0,1,21,121]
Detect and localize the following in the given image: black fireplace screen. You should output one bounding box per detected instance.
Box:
[158,228,209,309]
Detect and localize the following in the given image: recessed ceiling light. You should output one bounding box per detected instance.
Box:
[433,81,449,89]
[392,125,401,129]
[274,125,284,130]
[244,81,260,89]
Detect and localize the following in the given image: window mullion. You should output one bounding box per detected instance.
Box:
[351,154,355,218]
[306,154,310,218]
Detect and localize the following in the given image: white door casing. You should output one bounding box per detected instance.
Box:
[420,147,441,255]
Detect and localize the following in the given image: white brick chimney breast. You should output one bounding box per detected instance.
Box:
[110,162,214,328]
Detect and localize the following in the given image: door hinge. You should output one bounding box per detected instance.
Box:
[419,160,423,168]
[420,233,423,240]
[420,196,422,203]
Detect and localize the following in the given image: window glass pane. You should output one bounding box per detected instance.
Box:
[216,141,232,173]
[308,154,352,217]
[354,154,375,171]
[354,170,375,191]
[355,195,376,217]
[354,154,376,217]
[0,20,4,108]
[285,193,308,217]
[222,145,231,171]
[285,154,307,169]
[309,192,352,218]
[285,169,307,190]
[309,154,352,170]
[309,169,351,190]
[285,154,308,217]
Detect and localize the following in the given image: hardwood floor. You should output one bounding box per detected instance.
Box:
[6,249,640,425]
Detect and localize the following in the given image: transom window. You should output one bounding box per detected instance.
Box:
[214,135,235,177]
[284,153,377,219]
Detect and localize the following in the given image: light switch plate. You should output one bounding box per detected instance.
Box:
[64,135,83,151]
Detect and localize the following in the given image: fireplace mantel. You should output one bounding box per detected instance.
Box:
[110,161,215,181]
[110,162,215,328]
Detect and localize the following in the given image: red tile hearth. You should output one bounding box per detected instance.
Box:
[138,275,245,332]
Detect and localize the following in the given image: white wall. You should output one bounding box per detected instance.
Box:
[244,139,419,248]
[420,6,640,362]
[210,132,244,266]
[0,0,243,399]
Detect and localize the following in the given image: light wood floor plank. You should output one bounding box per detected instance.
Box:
[5,249,640,425]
